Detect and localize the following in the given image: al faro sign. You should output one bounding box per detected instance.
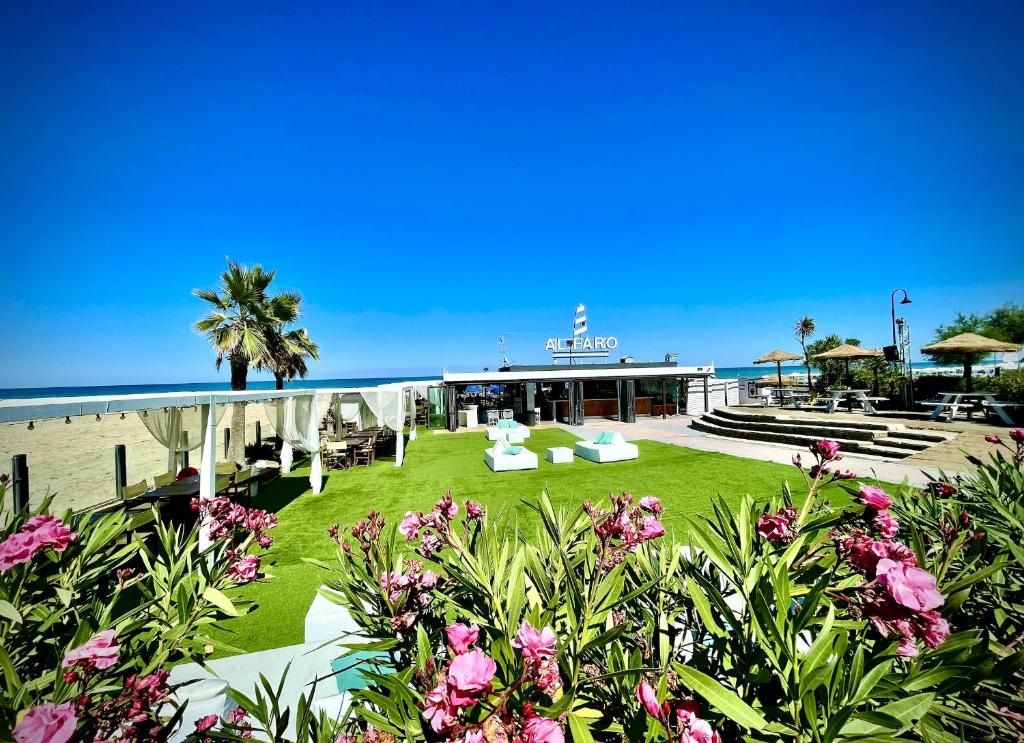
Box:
[547,303,618,361]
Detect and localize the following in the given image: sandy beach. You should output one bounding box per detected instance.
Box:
[0,405,277,512]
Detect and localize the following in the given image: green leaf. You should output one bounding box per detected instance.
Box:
[203,586,239,617]
[842,693,935,735]
[686,576,725,637]
[0,599,23,624]
[567,712,596,743]
[673,665,767,730]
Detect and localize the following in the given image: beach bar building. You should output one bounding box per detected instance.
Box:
[438,361,716,430]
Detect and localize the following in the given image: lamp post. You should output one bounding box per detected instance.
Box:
[891,288,912,348]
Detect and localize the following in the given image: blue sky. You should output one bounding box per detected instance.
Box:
[1,1,1022,388]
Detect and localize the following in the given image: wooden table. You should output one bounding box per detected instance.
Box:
[926,392,1015,425]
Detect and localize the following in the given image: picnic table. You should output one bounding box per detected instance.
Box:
[767,388,811,408]
[822,389,887,414]
[924,392,1018,425]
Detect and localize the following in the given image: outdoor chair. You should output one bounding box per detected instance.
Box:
[215,461,237,475]
[354,445,375,467]
[153,471,175,488]
[121,480,149,500]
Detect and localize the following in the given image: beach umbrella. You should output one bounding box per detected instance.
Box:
[813,344,883,387]
[753,349,803,393]
[919,332,1020,392]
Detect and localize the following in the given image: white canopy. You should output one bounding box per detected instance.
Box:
[138,405,227,473]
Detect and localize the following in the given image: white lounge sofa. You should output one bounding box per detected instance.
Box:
[574,431,639,463]
[484,438,538,472]
[485,420,531,443]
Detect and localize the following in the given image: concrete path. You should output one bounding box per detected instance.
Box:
[560,418,957,487]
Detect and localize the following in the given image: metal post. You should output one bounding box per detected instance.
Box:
[198,400,217,550]
[223,428,230,459]
[10,454,29,513]
[256,421,262,446]
[114,445,127,500]
[703,376,710,413]
[181,431,189,469]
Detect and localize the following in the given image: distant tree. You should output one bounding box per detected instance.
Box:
[985,303,1024,344]
[806,335,861,390]
[929,303,1024,368]
[794,316,816,389]
[194,260,301,461]
[932,312,991,366]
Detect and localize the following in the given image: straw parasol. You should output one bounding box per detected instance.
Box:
[753,349,803,392]
[920,332,1021,391]
[813,344,883,387]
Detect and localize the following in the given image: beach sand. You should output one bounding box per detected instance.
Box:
[0,405,276,512]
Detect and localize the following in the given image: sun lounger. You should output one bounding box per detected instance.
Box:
[574,431,639,463]
[485,420,530,443]
[484,438,538,472]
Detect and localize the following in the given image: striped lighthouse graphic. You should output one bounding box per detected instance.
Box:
[547,303,618,363]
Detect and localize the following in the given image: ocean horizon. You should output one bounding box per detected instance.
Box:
[0,360,996,401]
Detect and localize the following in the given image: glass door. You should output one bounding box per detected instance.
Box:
[426,386,446,429]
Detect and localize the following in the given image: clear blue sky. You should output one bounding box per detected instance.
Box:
[1,1,1022,388]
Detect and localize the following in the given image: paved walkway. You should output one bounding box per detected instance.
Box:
[559,418,956,487]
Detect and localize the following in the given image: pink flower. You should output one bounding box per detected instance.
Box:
[876,559,944,612]
[873,510,900,538]
[227,706,248,725]
[423,681,456,732]
[465,500,485,519]
[12,702,77,743]
[524,716,564,743]
[227,554,260,583]
[195,713,218,732]
[0,531,41,571]
[419,570,437,589]
[420,532,443,557]
[512,622,557,663]
[436,492,458,521]
[757,514,788,542]
[920,611,950,648]
[1009,428,1024,443]
[809,439,840,461]
[638,496,663,515]
[897,638,919,658]
[399,512,422,540]
[640,516,665,541]
[859,485,893,511]
[841,535,916,574]
[22,515,77,552]
[637,681,662,718]
[791,453,802,467]
[679,713,718,743]
[62,629,120,671]
[447,649,496,707]
[984,434,1001,444]
[463,731,485,743]
[445,623,479,655]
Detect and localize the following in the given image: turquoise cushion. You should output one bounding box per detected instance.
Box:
[595,432,611,444]
[330,651,387,694]
[507,446,524,455]
[498,420,511,429]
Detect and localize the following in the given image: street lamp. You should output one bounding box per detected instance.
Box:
[891,288,912,347]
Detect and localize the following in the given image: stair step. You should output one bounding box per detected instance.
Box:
[875,437,929,451]
[887,430,953,443]
[712,407,891,431]
[690,418,914,459]
[702,413,880,442]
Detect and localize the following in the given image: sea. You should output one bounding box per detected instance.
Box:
[0,361,969,401]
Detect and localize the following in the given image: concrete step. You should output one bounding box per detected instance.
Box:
[887,429,953,443]
[876,435,930,452]
[712,407,891,431]
[690,417,914,459]
[702,412,881,442]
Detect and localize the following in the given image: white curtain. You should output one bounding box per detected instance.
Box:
[408,388,417,441]
[338,393,376,430]
[139,406,225,472]
[262,395,323,493]
[361,388,405,466]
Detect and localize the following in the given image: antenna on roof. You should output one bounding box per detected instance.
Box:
[499,333,514,368]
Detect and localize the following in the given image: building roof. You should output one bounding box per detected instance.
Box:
[442,364,713,384]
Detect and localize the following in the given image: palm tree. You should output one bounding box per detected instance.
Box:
[194,260,301,461]
[265,327,320,389]
[794,316,816,390]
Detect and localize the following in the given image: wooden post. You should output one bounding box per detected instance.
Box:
[255,421,262,446]
[223,428,230,459]
[10,454,29,513]
[114,445,127,500]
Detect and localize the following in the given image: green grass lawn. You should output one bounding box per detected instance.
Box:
[208,428,823,654]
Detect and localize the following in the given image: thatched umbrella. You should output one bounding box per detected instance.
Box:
[813,344,883,387]
[920,332,1021,392]
[753,349,803,393]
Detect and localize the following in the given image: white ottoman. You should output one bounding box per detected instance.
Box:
[546,446,573,464]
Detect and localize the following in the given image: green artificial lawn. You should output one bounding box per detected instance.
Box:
[208,428,835,655]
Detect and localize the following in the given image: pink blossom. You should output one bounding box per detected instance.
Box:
[873,510,900,538]
[637,681,662,718]
[423,681,456,732]
[984,434,1001,444]
[1010,428,1024,443]
[62,629,120,671]
[12,702,77,743]
[463,731,485,743]
[791,453,802,467]
[876,559,944,612]
[195,714,218,732]
[638,496,663,515]
[524,716,564,743]
[809,439,841,461]
[465,500,485,519]
[419,570,437,589]
[513,622,557,663]
[859,485,893,511]
[757,514,788,542]
[22,515,77,552]
[678,712,718,743]
[640,516,666,541]
[920,611,950,648]
[399,512,422,540]
[447,649,496,707]
[228,555,260,583]
[897,638,919,658]
[840,534,916,574]
[0,531,41,571]
[445,623,479,655]
[436,491,458,521]
[420,532,443,557]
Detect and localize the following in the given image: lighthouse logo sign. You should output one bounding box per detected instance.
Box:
[545,304,618,362]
